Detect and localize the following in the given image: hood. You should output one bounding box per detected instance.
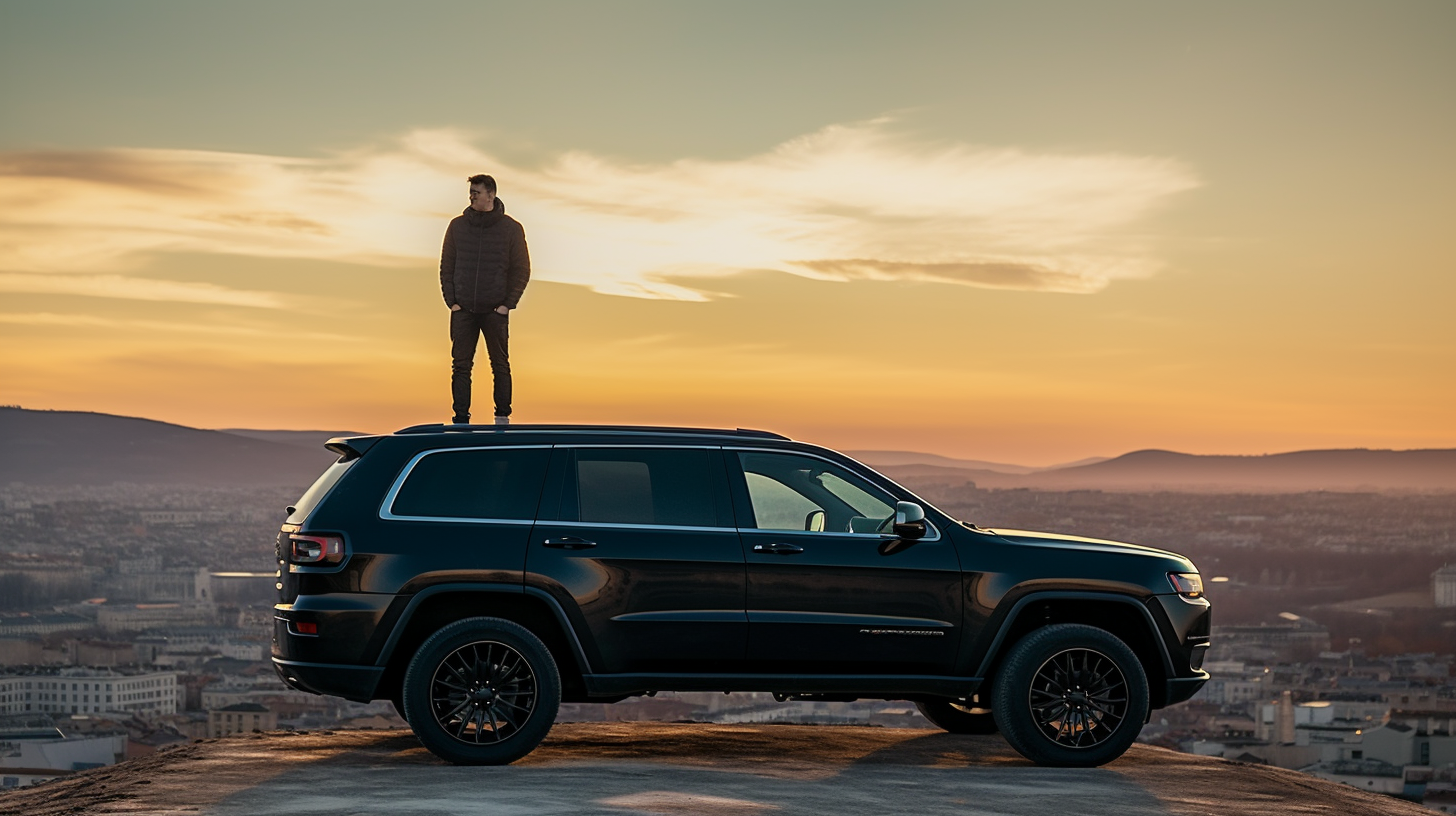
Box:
[983,527,1193,566]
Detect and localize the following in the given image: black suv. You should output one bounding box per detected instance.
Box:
[272,424,1209,767]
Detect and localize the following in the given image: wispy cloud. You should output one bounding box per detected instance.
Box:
[0,273,285,307]
[0,122,1197,301]
[0,311,350,342]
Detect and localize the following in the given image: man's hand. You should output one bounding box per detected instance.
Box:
[495,305,510,315]
[450,304,462,311]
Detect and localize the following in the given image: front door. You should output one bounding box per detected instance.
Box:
[730,450,962,675]
[526,446,746,674]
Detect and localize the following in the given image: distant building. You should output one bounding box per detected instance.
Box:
[207,572,275,606]
[208,702,275,737]
[1361,719,1456,768]
[97,602,217,632]
[1435,564,1456,608]
[98,566,211,603]
[0,668,179,717]
[1300,758,1405,796]
[0,613,93,638]
[1214,619,1332,661]
[0,715,126,789]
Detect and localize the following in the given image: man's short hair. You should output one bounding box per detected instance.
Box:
[467,174,497,194]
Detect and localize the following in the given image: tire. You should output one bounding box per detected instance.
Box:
[390,689,409,724]
[915,700,999,734]
[402,616,561,765]
[991,624,1149,767]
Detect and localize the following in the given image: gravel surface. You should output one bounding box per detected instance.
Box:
[0,723,1428,816]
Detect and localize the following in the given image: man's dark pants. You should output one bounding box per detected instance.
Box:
[450,309,510,420]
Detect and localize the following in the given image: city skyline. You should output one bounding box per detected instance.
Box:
[1,1,1452,465]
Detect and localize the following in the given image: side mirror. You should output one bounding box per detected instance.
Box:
[892,501,927,540]
[804,509,826,532]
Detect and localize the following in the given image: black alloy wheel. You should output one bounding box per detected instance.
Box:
[403,617,561,765]
[915,700,999,734]
[992,624,1149,767]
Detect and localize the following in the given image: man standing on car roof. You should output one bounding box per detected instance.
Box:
[440,174,530,426]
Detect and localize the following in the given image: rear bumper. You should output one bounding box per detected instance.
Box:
[1164,672,1210,707]
[272,658,383,703]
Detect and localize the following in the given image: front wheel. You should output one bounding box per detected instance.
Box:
[991,624,1149,767]
[402,616,561,765]
[915,700,999,734]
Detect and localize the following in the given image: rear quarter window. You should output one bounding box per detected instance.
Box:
[288,459,356,523]
[388,447,550,520]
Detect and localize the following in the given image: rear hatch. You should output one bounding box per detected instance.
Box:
[275,437,376,603]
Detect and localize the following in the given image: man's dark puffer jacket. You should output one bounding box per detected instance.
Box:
[439,198,530,312]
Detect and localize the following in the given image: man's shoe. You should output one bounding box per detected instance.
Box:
[450,415,469,425]
[494,416,510,426]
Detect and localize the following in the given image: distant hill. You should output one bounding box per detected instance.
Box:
[3,407,1452,492]
[219,429,366,449]
[0,408,336,487]
[846,450,1109,475]
[880,448,1456,493]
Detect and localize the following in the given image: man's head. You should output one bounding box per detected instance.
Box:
[467,174,497,212]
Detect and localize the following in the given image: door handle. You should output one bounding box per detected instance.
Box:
[543,536,597,550]
[752,542,804,555]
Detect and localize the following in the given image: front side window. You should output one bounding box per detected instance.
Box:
[737,451,895,533]
[391,448,550,520]
[570,448,718,527]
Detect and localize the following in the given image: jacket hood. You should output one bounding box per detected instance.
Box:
[461,197,507,220]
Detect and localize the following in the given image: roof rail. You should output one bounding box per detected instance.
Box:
[392,423,789,440]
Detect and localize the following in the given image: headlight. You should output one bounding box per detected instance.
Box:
[1168,572,1204,599]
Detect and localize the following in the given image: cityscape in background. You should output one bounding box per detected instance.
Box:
[1,470,1453,809]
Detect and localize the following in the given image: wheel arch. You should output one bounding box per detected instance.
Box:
[975,592,1175,709]
[374,584,593,703]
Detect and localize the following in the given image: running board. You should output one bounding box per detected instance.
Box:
[581,673,982,699]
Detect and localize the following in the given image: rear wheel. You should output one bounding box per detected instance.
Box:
[402,616,560,765]
[915,700,999,734]
[992,624,1149,767]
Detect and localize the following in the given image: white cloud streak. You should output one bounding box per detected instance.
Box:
[0,273,284,307]
[0,122,1198,302]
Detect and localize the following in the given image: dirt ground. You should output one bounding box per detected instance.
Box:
[0,723,1428,816]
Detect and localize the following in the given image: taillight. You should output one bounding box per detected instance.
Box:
[290,533,345,565]
[1168,572,1204,599]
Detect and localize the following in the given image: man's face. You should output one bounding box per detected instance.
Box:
[468,183,496,212]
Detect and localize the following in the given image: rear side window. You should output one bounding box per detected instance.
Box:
[570,448,718,527]
[390,448,550,520]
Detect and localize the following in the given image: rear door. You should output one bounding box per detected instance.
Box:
[376,445,553,586]
[730,449,962,675]
[526,446,747,674]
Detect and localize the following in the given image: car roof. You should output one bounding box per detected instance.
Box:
[324,424,848,464]
[392,423,790,442]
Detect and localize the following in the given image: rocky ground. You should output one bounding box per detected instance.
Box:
[0,723,1427,815]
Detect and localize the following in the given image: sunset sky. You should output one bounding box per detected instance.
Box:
[2,1,1452,464]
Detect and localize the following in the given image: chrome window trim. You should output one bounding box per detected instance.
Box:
[727,446,943,542]
[378,445,552,523]
[560,444,723,450]
[735,526,939,542]
[541,519,736,533]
